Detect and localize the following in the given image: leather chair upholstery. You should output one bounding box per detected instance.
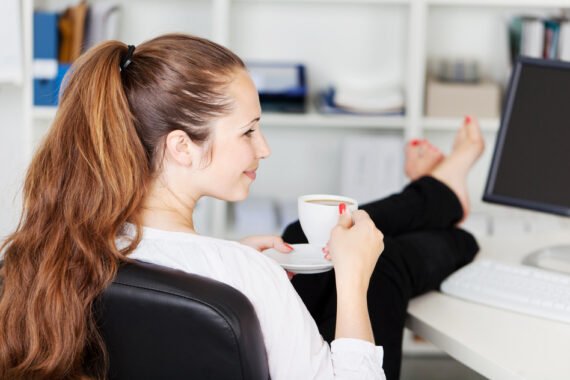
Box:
[96,259,270,379]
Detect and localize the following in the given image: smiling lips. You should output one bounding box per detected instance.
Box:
[244,170,256,180]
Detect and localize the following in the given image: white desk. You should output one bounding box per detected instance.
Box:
[406,231,570,380]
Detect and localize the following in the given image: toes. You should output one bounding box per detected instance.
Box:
[406,138,422,151]
[405,139,447,180]
[405,139,423,158]
[425,141,443,159]
[406,139,441,160]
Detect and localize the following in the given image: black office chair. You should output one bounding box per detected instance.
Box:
[95,260,270,379]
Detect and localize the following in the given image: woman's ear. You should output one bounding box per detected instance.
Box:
[164,130,199,167]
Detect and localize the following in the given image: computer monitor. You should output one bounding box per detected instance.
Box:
[483,56,570,267]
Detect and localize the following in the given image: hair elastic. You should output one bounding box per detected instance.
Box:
[120,45,136,72]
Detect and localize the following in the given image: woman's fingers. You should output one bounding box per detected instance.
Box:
[351,209,372,223]
[240,235,294,253]
[286,270,296,280]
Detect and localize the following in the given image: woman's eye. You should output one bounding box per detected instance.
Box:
[244,129,256,137]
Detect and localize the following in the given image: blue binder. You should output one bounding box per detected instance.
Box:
[33,11,60,106]
[33,12,59,59]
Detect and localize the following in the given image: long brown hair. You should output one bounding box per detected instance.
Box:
[0,34,244,379]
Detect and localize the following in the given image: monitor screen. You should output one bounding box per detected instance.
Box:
[483,57,570,216]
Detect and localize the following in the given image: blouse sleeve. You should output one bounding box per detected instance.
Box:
[236,248,386,380]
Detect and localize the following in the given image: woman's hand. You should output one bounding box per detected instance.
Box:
[239,235,296,279]
[328,207,384,290]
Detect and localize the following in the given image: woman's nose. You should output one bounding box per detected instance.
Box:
[256,132,271,159]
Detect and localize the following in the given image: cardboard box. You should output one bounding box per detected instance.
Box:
[425,79,501,118]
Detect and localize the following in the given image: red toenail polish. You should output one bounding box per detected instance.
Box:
[465,116,471,124]
[411,139,420,146]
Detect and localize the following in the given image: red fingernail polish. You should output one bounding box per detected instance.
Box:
[339,203,346,214]
[465,115,471,124]
[410,139,420,146]
[284,243,294,251]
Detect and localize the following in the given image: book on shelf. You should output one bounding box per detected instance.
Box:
[248,62,307,113]
[33,11,60,106]
[58,1,88,63]
[543,19,561,60]
[521,17,544,58]
[560,21,570,61]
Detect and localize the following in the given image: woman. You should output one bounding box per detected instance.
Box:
[0,33,482,379]
[0,34,384,379]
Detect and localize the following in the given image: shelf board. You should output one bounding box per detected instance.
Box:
[235,0,410,5]
[426,0,570,7]
[33,106,57,120]
[32,105,406,130]
[422,117,499,132]
[262,111,406,130]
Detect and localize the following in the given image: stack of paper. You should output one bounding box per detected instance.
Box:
[340,135,404,205]
[318,76,405,115]
[334,86,405,114]
[317,86,404,116]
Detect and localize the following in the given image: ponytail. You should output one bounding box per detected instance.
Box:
[0,41,148,379]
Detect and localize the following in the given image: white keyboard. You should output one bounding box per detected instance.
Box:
[441,259,570,324]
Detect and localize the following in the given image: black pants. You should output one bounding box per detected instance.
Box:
[281,176,479,380]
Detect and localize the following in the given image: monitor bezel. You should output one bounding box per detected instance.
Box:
[482,56,570,217]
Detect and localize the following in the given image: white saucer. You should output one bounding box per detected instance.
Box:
[262,244,333,274]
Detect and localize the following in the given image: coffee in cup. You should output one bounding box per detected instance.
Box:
[298,194,358,247]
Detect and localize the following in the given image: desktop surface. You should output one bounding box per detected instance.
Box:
[406,231,570,380]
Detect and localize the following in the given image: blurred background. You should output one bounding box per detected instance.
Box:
[2,0,570,377]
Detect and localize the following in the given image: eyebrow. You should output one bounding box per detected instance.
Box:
[241,117,261,129]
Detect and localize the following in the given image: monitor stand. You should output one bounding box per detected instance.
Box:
[523,245,570,275]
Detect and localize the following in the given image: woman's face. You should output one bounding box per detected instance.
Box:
[196,69,270,201]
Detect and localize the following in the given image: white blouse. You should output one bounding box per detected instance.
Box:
[125,226,386,380]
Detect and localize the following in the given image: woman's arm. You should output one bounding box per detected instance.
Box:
[328,207,384,343]
[335,283,374,342]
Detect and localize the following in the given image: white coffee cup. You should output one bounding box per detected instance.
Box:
[298,194,359,247]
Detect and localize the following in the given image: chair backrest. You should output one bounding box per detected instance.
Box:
[96,259,270,380]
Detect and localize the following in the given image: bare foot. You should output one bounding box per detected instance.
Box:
[430,116,485,220]
[405,139,445,180]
